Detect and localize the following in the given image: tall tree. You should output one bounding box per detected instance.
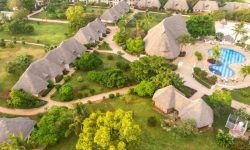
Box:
[211,45,221,63]
[233,22,248,42]
[240,65,250,81]
[186,15,215,38]
[66,5,85,31]
[76,109,141,150]
[178,33,193,52]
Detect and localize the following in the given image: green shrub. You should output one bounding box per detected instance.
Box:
[0,39,6,48]
[230,138,250,150]
[193,67,217,88]
[134,81,156,97]
[8,89,46,108]
[55,84,61,90]
[74,52,103,71]
[216,129,233,148]
[107,54,113,60]
[63,76,71,82]
[116,61,130,71]
[109,93,115,99]
[77,76,83,82]
[47,80,55,88]
[208,90,232,108]
[241,90,250,97]
[89,88,95,95]
[172,119,198,137]
[55,75,63,83]
[6,42,15,48]
[194,51,203,61]
[59,84,74,101]
[147,116,157,127]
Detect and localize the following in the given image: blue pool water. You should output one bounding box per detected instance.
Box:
[208,48,246,77]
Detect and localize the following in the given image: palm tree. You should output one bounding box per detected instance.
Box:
[65,103,89,137]
[178,33,193,52]
[211,45,221,63]
[240,65,250,81]
[233,21,248,42]
[0,134,28,150]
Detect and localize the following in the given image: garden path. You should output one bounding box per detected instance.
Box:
[0,86,133,116]
[27,8,69,24]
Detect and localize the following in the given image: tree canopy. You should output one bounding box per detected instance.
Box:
[59,84,74,101]
[130,56,176,82]
[30,106,73,147]
[76,109,141,150]
[134,81,156,97]
[126,37,145,54]
[187,15,215,38]
[74,52,103,71]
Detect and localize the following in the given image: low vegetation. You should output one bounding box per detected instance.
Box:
[193,67,217,88]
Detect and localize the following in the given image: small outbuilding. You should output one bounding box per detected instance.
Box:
[152,85,214,128]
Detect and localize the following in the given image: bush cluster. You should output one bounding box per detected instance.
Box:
[193,67,217,88]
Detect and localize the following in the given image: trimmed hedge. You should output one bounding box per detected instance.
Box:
[193,73,212,89]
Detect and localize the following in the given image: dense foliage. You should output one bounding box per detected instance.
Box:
[134,81,156,97]
[74,52,103,71]
[172,119,198,137]
[59,84,74,101]
[193,67,217,88]
[126,37,145,54]
[208,90,232,108]
[30,106,73,147]
[8,89,46,108]
[5,54,32,76]
[43,0,68,19]
[130,56,177,82]
[76,109,141,150]
[216,129,233,148]
[66,5,96,31]
[6,20,34,34]
[113,31,128,46]
[0,134,29,150]
[187,15,215,38]
[87,69,128,88]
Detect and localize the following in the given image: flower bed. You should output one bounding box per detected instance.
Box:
[193,67,217,89]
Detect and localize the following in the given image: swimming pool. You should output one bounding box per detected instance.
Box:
[208,48,246,77]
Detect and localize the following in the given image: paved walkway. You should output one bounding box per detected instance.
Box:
[0,86,132,116]
[5,39,45,47]
[27,8,69,24]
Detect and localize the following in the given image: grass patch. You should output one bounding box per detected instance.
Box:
[51,53,132,101]
[98,41,112,50]
[230,87,250,105]
[0,21,69,45]
[49,95,227,150]
[126,12,170,37]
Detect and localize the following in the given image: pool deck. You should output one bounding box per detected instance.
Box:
[174,41,250,90]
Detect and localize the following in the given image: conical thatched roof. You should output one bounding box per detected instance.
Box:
[100,7,121,22]
[0,117,36,143]
[137,0,161,8]
[13,69,48,95]
[164,0,189,11]
[193,1,219,12]
[153,85,190,112]
[144,14,187,59]
[152,86,214,128]
[153,85,176,112]
[223,2,248,12]
[179,99,214,128]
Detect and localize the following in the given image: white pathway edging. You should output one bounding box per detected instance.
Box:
[27,8,69,24]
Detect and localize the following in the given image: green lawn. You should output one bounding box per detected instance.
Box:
[230,87,250,105]
[0,44,45,94]
[97,41,112,50]
[0,21,69,45]
[51,52,132,101]
[32,6,106,20]
[126,12,170,37]
[47,95,228,150]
